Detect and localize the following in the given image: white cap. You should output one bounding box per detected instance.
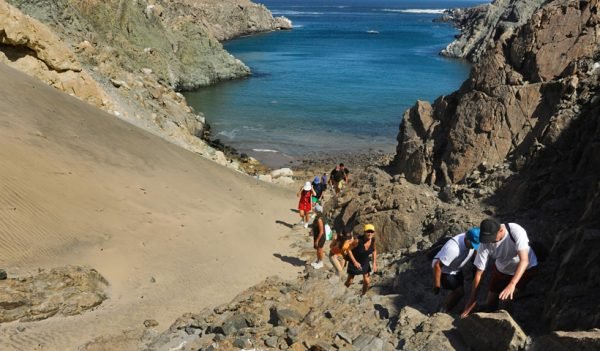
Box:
[303,182,312,191]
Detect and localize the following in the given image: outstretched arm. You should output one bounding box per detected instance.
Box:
[499,250,529,300]
[372,249,377,273]
[461,269,484,318]
[432,260,442,294]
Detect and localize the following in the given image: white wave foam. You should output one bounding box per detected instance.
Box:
[381,9,446,14]
[217,129,238,139]
[292,24,304,28]
[252,149,279,153]
[271,10,324,16]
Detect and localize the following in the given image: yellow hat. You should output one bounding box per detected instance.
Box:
[364,224,375,232]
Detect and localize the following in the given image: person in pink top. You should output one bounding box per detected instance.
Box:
[297,181,316,228]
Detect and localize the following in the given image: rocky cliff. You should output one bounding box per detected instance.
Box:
[1,0,290,168]
[441,0,546,62]
[394,0,600,332]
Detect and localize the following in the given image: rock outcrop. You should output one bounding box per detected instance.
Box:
[441,0,546,62]
[184,0,292,41]
[0,1,112,109]
[0,266,108,323]
[394,0,600,333]
[395,0,599,187]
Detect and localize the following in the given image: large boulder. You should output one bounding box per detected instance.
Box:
[456,311,528,351]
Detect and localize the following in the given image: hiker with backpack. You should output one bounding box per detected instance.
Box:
[461,219,539,318]
[310,204,326,269]
[431,227,480,312]
[311,176,325,206]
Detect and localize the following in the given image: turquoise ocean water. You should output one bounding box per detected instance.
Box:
[185,0,485,162]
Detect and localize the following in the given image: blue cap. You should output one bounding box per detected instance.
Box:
[313,176,320,184]
[466,227,480,250]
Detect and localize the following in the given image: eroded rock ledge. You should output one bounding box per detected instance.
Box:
[0,266,108,323]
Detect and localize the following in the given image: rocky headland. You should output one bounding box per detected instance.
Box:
[77,0,600,349]
[0,0,290,169]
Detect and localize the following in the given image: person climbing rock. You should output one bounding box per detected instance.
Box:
[345,224,377,295]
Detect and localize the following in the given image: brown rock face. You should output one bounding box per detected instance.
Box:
[394,0,600,186]
[0,1,111,109]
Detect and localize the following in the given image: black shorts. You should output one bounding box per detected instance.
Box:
[313,233,326,248]
[441,270,464,291]
[347,261,371,276]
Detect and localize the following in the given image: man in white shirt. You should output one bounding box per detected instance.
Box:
[461,218,538,317]
[432,227,480,312]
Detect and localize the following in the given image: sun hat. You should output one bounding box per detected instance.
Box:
[303,182,312,191]
[466,227,480,250]
[479,218,501,243]
[314,204,323,213]
[313,176,320,184]
[364,224,375,232]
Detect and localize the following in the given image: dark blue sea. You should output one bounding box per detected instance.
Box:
[185,0,486,163]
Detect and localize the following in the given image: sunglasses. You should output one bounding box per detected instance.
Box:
[365,230,375,234]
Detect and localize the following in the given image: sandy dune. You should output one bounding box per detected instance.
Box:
[0,63,302,350]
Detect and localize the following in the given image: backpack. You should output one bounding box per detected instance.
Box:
[504,223,549,263]
[426,236,456,260]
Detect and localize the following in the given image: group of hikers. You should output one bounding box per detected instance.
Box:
[432,219,539,317]
[295,163,541,316]
[296,163,376,296]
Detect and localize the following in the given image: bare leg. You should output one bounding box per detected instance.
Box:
[345,275,354,287]
[362,274,370,295]
[329,253,343,276]
[299,210,305,222]
[317,248,324,262]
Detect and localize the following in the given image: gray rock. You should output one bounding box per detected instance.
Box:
[233,337,252,348]
[269,326,287,337]
[336,331,353,344]
[274,308,303,327]
[220,313,254,335]
[353,334,375,349]
[0,269,6,280]
[457,311,528,351]
[265,336,279,347]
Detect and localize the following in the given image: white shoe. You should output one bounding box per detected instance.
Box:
[304,223,309,228]
[313,261,323,269]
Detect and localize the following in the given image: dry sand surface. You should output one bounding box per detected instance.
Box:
[0,63,303,350]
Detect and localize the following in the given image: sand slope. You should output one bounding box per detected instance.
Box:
[0,63,301,350]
